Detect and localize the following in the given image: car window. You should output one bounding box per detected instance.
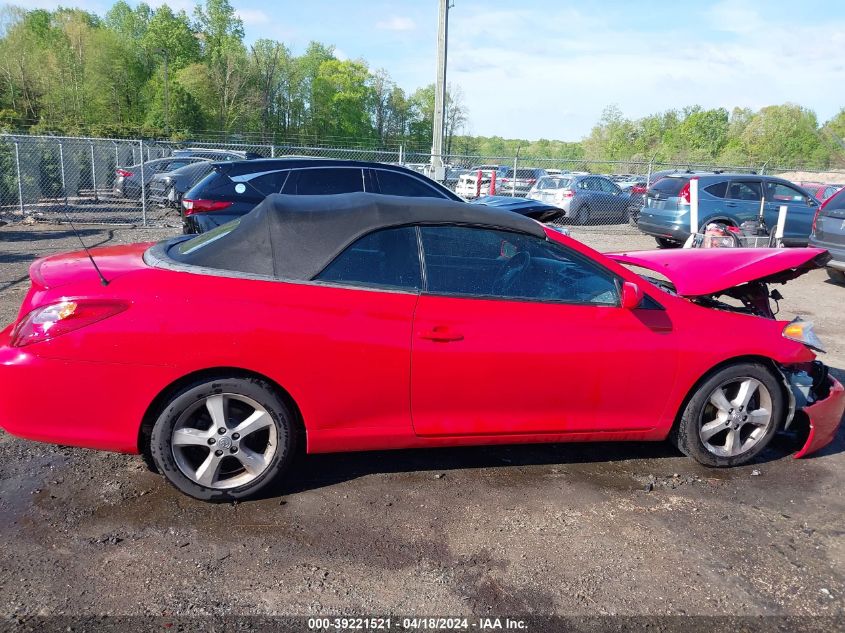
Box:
[375,169,442,198]
[419,225,619,305]
[650,177,688,196]
[190,171,264,202]
[704,182,727,198]
[598,178,619,194]
[165,160,192,171]
[822,186,839,200]
[243,170,289,196]
[315,226,421,291]
[286,168,364,195]
[822,189,845,211]
[765,181,807,203]
[727,181,762,201]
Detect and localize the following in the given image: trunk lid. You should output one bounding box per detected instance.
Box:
[30,242,153,290]
[607,247,830,296]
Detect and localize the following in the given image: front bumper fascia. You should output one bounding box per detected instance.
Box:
[793,376,845,458]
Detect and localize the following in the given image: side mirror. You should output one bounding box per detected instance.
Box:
[621,281,642,310]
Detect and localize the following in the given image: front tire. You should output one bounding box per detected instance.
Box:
[150,376,296,501]
[673,362,784,467]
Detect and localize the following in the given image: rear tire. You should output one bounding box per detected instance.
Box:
[673,362,784,467]
[150,376,296,502]
[827,268,845,284]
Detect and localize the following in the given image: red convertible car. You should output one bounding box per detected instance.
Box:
[1,193,842,501]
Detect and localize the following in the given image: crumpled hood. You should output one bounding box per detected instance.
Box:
[607,247,831,296]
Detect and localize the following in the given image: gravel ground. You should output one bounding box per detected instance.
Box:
[0,221,843,621]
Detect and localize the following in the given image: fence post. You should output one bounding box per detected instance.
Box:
[646,159,653,188]
[139,139,147,227]
[89,142,99,203]
[58,141,67,209]
[512,150,519,197]
[270,144,275,158]
[399,144,404,165]
[13,140,24,216]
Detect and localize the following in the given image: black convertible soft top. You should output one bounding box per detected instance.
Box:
[166,192,545,280]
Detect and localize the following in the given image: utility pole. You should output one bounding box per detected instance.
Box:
[154,48,170,135]
[431,0,450,182]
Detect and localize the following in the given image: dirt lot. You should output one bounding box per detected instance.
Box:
[0,222,843,622]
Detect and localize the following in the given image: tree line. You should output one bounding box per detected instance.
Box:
[0,0,467,150]
[0,1,843,169]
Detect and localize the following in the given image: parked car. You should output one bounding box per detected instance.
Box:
[800,182,842,202]
[809,186,845,284]
[470,194,565,223]
[113,157,209,199]
[456,170,495,198]
[2,192,840,501]
[180,158,462,233]
[148,161,215,208]
[637,173,820,248]
[527,174,635,224]
[499,168,548,196]
[171,148,263,161]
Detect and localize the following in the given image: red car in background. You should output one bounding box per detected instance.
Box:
[0,193,842,501]
[801,182,842,202]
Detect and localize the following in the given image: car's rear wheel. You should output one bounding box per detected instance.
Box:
[827,268,845,284]
[673,362,784,467]
[150,376,296,501]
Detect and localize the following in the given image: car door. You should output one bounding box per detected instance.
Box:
[411,225,678,437]
[721,179,763,225]
[599,177,628,216]
[306,226,423,444]
[763,180,818,244]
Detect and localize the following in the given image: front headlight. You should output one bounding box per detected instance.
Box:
[783,318,825,353]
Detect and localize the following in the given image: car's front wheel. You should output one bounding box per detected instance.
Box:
[673,362,784,467]
[150,376,296,501]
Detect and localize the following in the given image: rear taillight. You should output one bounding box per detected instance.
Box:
[182,199,234,216]
[631,185,646,194]
[527,178,536,184]
[10,299,129,347]
[812,195,834,233]
[678,177,698,205]
[558,189,575,198]
[115,169,134,178]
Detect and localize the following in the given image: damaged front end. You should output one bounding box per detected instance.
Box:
[779,362,845,458]
[606,248,843,458]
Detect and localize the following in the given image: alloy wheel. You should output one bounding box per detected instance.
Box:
[699,378,773,458]
[171,393,277,489]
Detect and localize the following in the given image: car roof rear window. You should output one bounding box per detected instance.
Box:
[824,188,845,211]
[650,177,688,196]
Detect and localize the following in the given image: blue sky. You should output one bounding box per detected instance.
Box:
[20,0,845,140]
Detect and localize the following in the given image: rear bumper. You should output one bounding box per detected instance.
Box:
[637,214,689,242]
[0,327,175,454]
[808,237,845,269]
[793,376,845,458]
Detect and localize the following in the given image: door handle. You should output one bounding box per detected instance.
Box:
[419,326,464,342]
[725,202,738,208]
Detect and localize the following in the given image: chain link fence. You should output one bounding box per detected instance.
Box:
[1,133,842,239]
